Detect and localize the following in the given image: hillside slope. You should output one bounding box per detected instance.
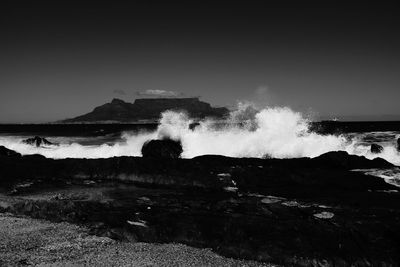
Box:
[62,98,228,123]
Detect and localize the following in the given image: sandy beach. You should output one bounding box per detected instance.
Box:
[0,213,272,267]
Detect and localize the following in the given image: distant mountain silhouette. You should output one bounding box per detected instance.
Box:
[62,98,229,123]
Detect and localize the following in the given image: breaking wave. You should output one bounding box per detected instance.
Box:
[0,103,399,165]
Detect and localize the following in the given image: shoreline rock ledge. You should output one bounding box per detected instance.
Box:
[0,146,400,265]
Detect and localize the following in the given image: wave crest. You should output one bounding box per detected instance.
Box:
[0,104,399,165]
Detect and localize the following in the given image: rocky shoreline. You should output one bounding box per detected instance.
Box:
[1,146,400,266]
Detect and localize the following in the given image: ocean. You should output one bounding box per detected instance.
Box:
[0,108,400,161]
[1,109,399,185]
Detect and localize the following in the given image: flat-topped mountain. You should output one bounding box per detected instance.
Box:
[62,98,229,123]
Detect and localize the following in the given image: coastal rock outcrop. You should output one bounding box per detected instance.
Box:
[141,139,183,159]
[22,136,56,147]
[1,146,400,265]
[370,143,384,153]
[0,146,21,158]
[0,146,395,193]
[3,179,400,266]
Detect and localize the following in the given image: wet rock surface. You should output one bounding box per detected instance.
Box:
[0,149,394,190]
[1,183,400,266]
[0,148,400,266]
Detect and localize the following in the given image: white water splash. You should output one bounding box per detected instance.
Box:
[158,106,352,159]
[0,103,399,166]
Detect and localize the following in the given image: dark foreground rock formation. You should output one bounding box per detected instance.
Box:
[22,136,56,147]
[62,98,229,123]
[141,139,183,159]
[1,146,400,266]
[0,146,393,191]
[0,146,21,158]
[397,138,400,151]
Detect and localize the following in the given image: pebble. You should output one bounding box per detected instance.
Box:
[313,212,335,219]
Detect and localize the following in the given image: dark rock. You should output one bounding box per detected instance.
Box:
[0,146,21,158]
[22,136,56,147]
[141,139,183,159]
[0,149,395,193]
[2,148,400,265]
[397,138,400,152]
[370,143,383,153]
[23,154,47,160]
[313,150,392,169]
[4,185,400,266]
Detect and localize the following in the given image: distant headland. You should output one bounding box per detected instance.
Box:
[61,97,229,123]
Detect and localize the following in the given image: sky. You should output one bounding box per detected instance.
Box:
[1,1,399,123]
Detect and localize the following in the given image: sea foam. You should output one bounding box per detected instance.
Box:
[0,103,399,166]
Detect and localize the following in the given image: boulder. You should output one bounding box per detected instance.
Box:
[141,139,183,159]
[370,143,383,154]
[22,136,56,147]
[0,146,21,158]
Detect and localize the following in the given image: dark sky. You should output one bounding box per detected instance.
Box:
[1,1,399,122]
